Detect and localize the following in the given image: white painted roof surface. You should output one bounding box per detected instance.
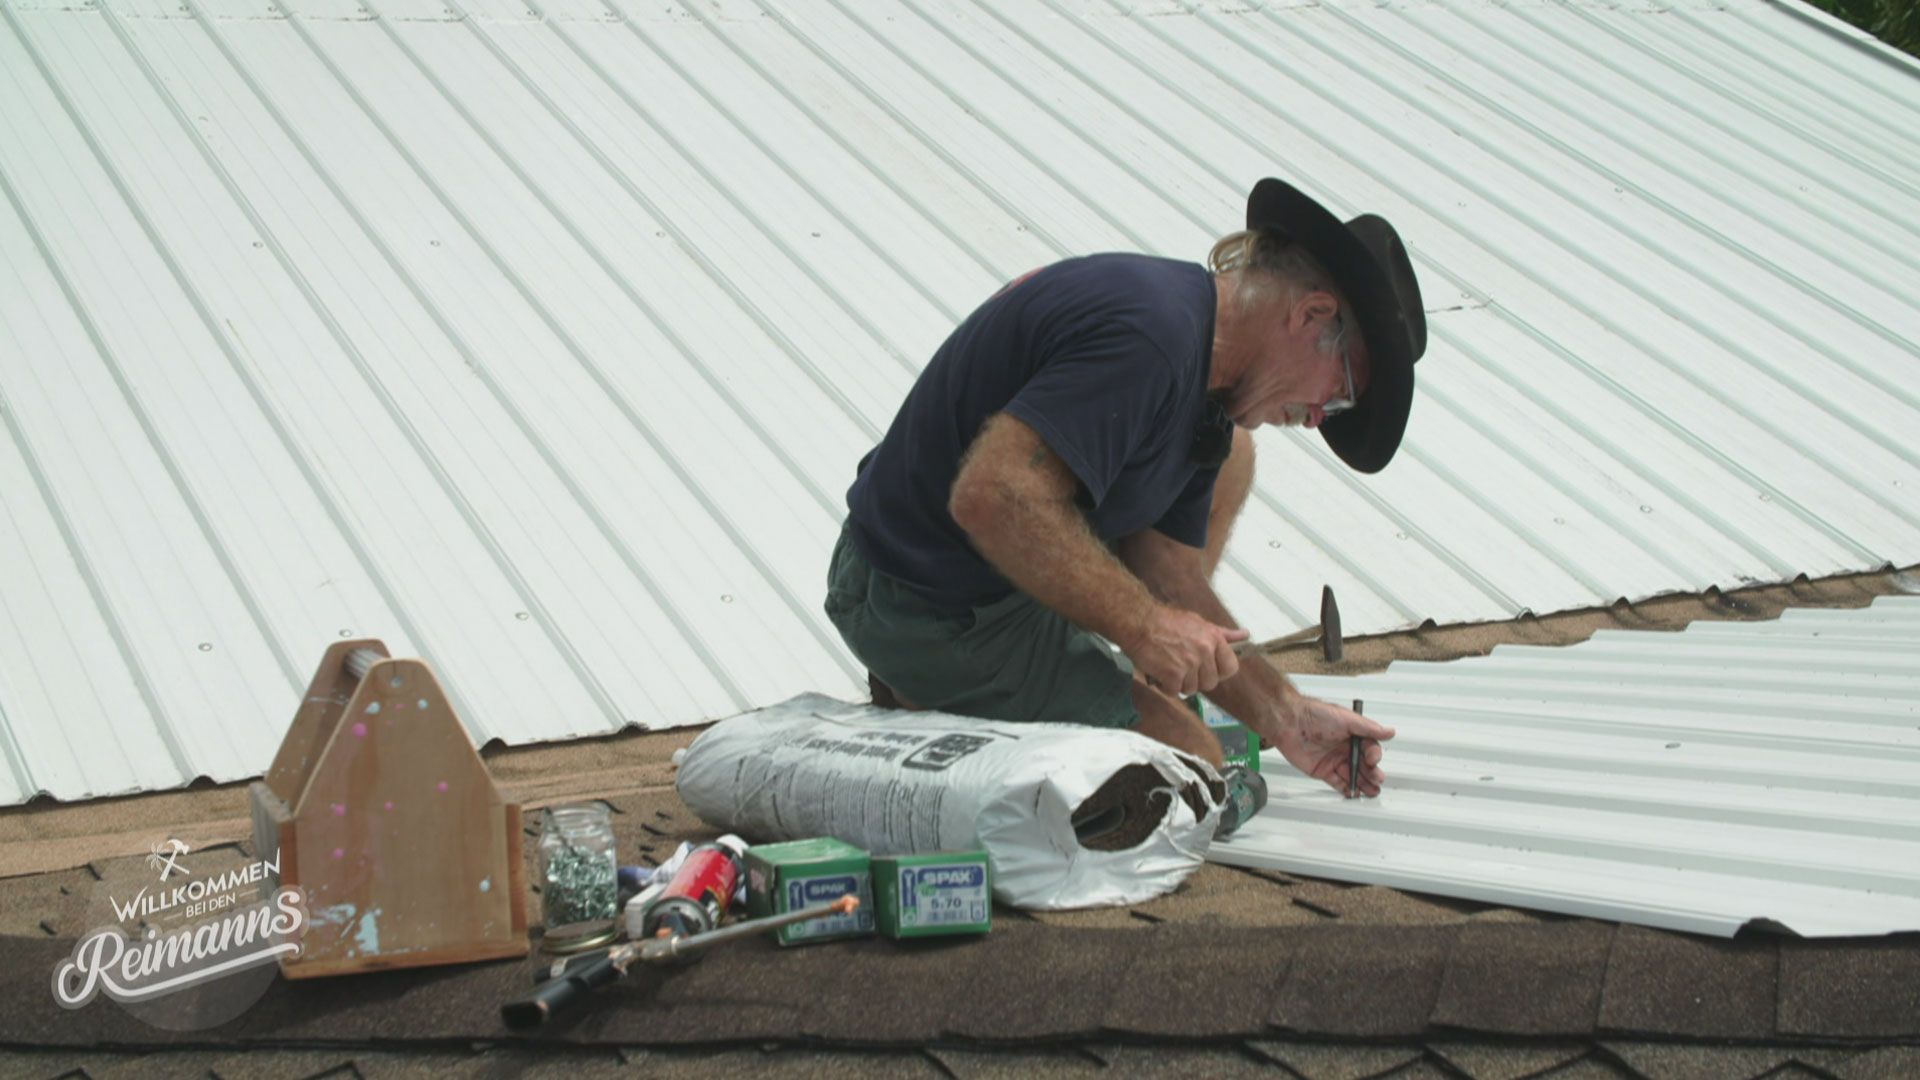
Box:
[1,0,1917,803]
[1211,595,1920,937]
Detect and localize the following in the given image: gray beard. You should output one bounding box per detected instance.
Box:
[1276,403,1315,427]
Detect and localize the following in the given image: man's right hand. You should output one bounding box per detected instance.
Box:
[1126,605,1251,697]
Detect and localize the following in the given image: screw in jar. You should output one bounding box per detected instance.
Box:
[537,802,618,929]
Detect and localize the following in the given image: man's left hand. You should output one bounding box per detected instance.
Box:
[1274,697,1396,798]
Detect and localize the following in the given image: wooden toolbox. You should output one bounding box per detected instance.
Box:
[250,640,528,978]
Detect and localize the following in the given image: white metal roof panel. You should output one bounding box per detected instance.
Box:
[1210,596,1920,937]
[2,0,1918,802]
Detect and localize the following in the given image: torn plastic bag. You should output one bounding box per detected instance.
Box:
[674,693,1224,909]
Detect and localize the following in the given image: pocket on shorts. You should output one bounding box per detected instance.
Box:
[959,588,1043,649]
[823,588,864,634]
[824,573,865,619]
[822,530,870,627]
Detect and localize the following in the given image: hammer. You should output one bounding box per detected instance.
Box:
[1232,585,1344,663]
[1148,586,1344,699]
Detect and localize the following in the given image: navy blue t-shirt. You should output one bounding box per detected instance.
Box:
[845,253,1220,610]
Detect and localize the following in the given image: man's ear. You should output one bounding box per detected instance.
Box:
[1290,289,1339,334]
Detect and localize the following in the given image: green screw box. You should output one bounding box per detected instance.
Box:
[872,851,992,939]
[744,837,875,946]
[1195,696,1261,773]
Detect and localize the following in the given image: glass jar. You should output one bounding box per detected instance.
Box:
[537,802,617,930]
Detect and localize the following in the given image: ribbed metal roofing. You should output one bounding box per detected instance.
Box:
[1211,595,1920,937]
[1,0,1917,803]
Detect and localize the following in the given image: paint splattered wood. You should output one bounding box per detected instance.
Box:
[249,639,529,978]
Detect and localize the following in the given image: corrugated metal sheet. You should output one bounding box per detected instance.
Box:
[2,0,1918,803]
[1211,595,1920,937]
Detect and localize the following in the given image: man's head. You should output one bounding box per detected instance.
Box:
[1206,228,1368,433]
[1207,179,1427,474]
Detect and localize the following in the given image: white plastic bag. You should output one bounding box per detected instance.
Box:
[674,693,1222,909]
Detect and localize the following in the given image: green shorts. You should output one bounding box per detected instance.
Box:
[824,522,1140,730]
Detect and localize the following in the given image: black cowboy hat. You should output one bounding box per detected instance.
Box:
[1246,178,1426,474]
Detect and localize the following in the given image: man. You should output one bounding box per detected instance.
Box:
[824,178,1426,798]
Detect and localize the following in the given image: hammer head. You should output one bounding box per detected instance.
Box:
[1319,585,1344,663]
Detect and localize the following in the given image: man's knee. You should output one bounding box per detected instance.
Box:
[1233,424,1255,461]
[1215,427,1255,507]
[1200,428,1255,576]
[869,670,924,711]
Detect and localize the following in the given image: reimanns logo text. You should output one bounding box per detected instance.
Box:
[52,841,308,1010]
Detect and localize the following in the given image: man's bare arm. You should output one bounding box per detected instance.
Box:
[949,414,1152,644]
[1120,527,1397,794]
[948,414,1245,694]
[1117,529,1301,736]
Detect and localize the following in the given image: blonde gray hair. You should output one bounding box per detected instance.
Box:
[1209,228,1352,356]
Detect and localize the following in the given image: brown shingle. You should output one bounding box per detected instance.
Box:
[799,932,993,1043]
[1830,1046,1920,1080]
[1427,1040,1587,1080]
[1778,937,1920,1039]
[1597,926,1778,1040]
[1129,887,1326,928]
[1534,1056,1638,1079]
[1430,923,1614,1036]
[925,1046,1105,1079]
[940,924,1124,1041]
[1600,1042,1793,1080]
[1292,885,1481,926]
[1245,1039,1424,1080]
[1269,926,1459,1037]
[1082,1043,1287,1077]
[1101,924,1295,1038]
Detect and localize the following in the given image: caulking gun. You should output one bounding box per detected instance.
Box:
[501,895,860,1029]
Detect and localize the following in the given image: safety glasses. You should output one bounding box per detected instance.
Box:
[1322,314,1358,416]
